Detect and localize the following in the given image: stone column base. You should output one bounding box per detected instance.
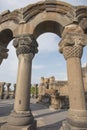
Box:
[8,111,34,126]
[1,120,37,130]
[59,121,87,130]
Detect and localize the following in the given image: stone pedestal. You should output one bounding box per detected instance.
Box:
[1,34,38,130]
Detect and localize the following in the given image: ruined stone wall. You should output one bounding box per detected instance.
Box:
[38,64,87,97]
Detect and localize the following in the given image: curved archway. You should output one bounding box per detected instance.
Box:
[0,29,13,46]
[33,21,63,38]
[32,32,67,83]
[0,29,13,64]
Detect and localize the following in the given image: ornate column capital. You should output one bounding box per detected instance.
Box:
[13,34,38,56]
[0,44,9,59]
[59,33,87,60]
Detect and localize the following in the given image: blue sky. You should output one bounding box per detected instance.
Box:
[0,0,87,87]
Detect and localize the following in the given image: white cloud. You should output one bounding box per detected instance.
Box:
[82,63,87,68]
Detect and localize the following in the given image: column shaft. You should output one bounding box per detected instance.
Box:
[67,57,86,110]
[14,54,32,112]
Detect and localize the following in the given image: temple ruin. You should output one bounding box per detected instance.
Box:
[0,0,87,130]
[38,64,87,109]
[0,82,16,99]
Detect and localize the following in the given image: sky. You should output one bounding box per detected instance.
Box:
[0,0,87,88]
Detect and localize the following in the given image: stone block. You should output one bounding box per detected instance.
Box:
[1,120,37,130]
[59,120,87,130]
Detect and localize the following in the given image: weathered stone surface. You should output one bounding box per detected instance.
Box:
[5,34,38,130]
[1,120,37,130]
[0,1,87,130]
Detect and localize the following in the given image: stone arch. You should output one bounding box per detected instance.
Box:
[0,29,13,46]
[33,20,62,38]
[0,29,14,64]
[0,1,87,130]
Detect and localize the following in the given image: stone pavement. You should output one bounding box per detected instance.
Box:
[0,99,67,130]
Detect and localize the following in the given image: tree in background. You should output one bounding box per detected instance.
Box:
[30,85,38,98]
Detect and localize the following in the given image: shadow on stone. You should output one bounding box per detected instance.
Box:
[37,120,65,130]
[0,122,7,127]
[35,109,67,118]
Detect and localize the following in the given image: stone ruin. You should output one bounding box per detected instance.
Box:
[38,76,69,109]
[0,82,16,99]
[38,64,87,109]
[0,0,87,130]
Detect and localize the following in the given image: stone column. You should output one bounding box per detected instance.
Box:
[13,83,16,98]
[0,44,9,64]
[59,25,87,130]
[34,84,38,98]
[0,82,5,99]
[5,83,11,99]
[8,34,38,130]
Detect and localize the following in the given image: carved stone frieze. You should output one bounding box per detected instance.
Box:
[13,34,38,56]
[0,1,87,24]
[0,45,9,59]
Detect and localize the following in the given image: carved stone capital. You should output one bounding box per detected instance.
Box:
[0,45,9,59]
[59,33,87,59]
[63,45,83,60]
[13,34,38,56]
